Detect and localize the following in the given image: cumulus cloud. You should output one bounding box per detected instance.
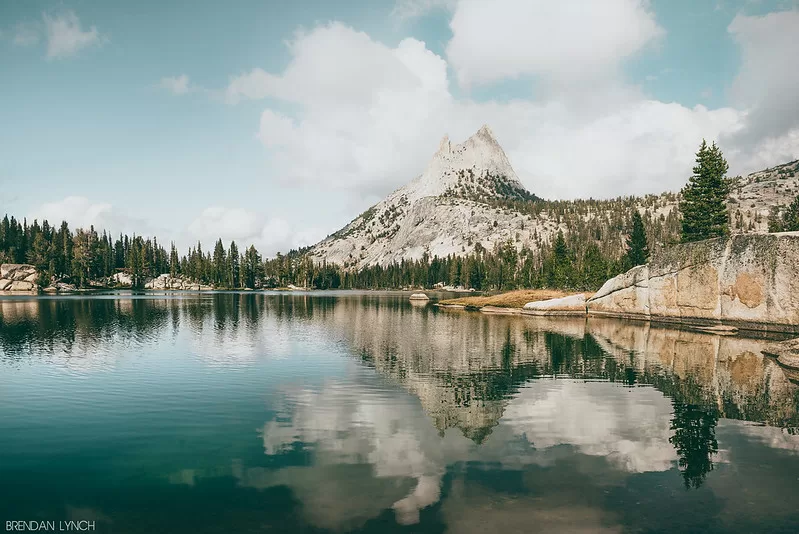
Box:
[726,10,799,148]
[228,23,456,196]
[29,196,156,238]
[26,198,319,259]
[43,11,102,59]
[158,74,192,95]
[446,0,664,89]
[186,206,324,257]
[227,12,798,201]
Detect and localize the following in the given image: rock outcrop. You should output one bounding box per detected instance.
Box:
[0,264,38,291]
[763,338,799,374]
[588,233,799,332]
[144,274,213,291]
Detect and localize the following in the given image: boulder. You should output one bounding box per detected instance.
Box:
[523,293,586,315]
[588,233,799,332]
[0,264,39,291]
[0,264,16,278]
[409,293,430,300]
[9,280,34,291]
[143,274,213,290]
[112,272,133,286]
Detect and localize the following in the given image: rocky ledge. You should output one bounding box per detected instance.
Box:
[0,264,38,291]
[587,233,799,333]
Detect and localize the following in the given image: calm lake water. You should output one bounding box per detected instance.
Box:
[1,291,798,533]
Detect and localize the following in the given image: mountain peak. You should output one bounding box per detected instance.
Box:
[311,126,537,268]
[475,124,496,142]
[397,125,530,203]
[437,135,451,155]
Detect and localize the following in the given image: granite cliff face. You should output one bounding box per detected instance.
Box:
[588,233,799,332]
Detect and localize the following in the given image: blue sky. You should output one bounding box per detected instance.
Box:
[1,0,798,255]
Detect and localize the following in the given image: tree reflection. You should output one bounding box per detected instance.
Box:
[669,402,720,489]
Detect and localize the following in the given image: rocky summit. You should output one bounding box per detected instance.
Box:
[310,125,545,268]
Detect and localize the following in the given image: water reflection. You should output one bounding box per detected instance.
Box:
[1,292,799,532]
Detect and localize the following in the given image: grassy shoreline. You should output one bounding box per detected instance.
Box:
[438,289,592,309]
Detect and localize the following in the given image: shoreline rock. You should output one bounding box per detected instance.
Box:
[144,274,213,291]
[587,233,799,334]
[0,264,38,292]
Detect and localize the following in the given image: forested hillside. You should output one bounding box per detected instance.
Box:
[2,158,796,292]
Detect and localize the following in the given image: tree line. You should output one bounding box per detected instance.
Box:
[0,213,650,291]
[1,139,759,292]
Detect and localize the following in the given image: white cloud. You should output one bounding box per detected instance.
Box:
[29,196,156,238]
[158,74,192,95]
[446,0,664,89]
[726,10,799,147]
[12,22,40,47]
[227,16,798,202]
[26,197,320,259]
[186,206,324,257]
[43,11,102,59]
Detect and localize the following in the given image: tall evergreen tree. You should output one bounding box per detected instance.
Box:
[228,240,240,288]
[581,243,608,289]
[212,239,226,286]
[169,242,180,276]
[768,194,799,232]
[624,211,650,269]
[680,140,730,243]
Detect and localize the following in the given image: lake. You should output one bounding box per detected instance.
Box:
[1,291,798,533]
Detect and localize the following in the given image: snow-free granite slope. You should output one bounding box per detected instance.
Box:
[310,125,545,268]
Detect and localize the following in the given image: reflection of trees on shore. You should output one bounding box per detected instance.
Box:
[2,293,797,438]
[669,402,720,489]
[0,297,172,357]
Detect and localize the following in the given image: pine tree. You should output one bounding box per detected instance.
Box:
[243,245,262,289]
[212,239,226,286]
[543,231,574,289]
[581,243,608,290]
[680,140,730,243]
[624,211,650,269]
[228,241,240,288]
[769,194,799,232]
[169,242,179,276]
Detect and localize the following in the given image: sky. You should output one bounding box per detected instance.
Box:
[1,0,798,257]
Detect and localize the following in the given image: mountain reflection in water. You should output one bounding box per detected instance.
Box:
[1,292,798,533]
